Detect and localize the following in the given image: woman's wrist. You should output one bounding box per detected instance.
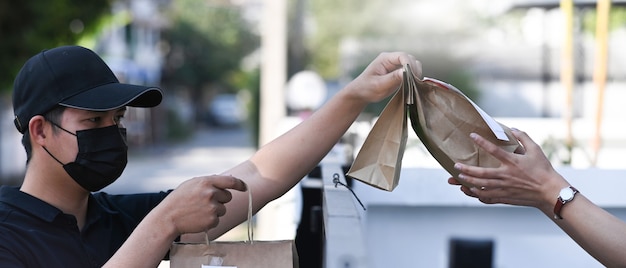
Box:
[539,173,571,214]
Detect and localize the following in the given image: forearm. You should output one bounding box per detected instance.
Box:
[104,209,178,268]
[547,194,626,267]
[207,52,413,240]
[250,87,367,189]
[534,174,626,266]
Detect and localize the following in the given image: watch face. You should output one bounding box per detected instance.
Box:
[560,187,574,201]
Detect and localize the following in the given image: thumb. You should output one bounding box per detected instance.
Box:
[379,68,404,90]
[511,129,540,154]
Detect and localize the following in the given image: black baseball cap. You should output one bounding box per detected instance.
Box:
[12,45,163,133]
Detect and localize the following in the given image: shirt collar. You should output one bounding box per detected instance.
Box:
[0,186,118,224]
[0,186,61,222]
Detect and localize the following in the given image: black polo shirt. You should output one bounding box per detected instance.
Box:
[0,186,170,267]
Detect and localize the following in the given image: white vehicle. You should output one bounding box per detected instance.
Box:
[206,94,246,127]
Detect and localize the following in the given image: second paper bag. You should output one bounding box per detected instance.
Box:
[170,240,298,268]
[170,189,299,268]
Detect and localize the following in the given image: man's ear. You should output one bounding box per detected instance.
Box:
[29,115,48,146]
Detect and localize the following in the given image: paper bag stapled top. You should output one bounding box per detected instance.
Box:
[346,64,522,191]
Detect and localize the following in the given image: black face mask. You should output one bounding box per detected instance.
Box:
[43,124,128,192]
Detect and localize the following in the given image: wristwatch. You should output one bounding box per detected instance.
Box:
[553,186,579,220]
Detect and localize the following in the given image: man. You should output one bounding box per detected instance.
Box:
[0,45,421,267]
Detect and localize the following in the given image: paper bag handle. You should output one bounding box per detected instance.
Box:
[204,187,254,245]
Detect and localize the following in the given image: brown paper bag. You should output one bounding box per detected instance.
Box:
[170,240,298,268]
[408,75,521,186]
[347,65,521,191]
[343,86,408,191]
[170,190,299,268]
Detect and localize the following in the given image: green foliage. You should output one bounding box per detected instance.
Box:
[231,68,261,147]
[306,0,490,117]
[161,0,259,91]
[583,6,626,33]
[166,107,194,141]
[308,0,398,79]
[160,0,259,125]
[0,0,111,92]
[349,50,480,116]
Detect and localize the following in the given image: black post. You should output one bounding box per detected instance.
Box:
[449,237,494,268]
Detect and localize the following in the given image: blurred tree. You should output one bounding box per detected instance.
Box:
[307,0,393,79]
[0,0,111,93]
[306,0,482,116]
[583,6,626,33]
[305,0,482,81]
[160,0,259,124]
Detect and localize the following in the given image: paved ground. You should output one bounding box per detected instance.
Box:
[103,126,256,194]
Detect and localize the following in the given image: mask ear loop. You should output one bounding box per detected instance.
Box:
[44,117,77,137]
[42,146,66,166]
[41,117,76,166]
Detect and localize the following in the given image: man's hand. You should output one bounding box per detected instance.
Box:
[158,175,247,235]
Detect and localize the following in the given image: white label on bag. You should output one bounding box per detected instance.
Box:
[201,256,237,268]
[469,99,509,141]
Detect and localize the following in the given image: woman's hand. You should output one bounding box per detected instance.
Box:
[450,129,569,211]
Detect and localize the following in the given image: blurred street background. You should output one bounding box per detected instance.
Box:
[3,0,626,182]
[2,0,626,267]
[102,126,254,195]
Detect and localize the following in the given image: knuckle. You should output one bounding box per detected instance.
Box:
[208,217,219,229]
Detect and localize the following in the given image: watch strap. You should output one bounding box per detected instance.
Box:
[553,186,578,220]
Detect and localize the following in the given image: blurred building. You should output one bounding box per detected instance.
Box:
[0,0,172,183]
[96,0,171,146]
[336,0,626,168]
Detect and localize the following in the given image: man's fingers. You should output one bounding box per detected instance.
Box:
[211,175,248,192]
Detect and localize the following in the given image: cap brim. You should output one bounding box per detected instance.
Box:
[59,82,163,111]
